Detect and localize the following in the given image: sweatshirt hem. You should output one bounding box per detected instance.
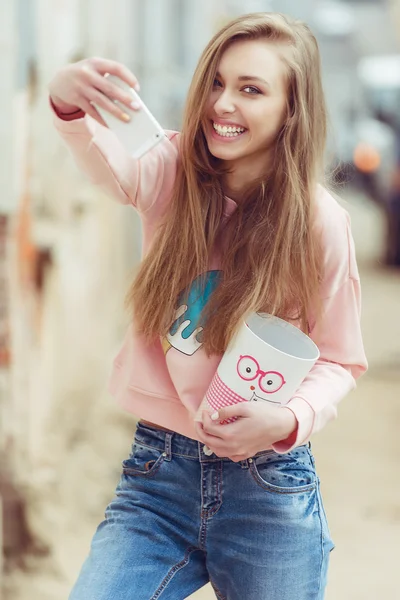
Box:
[111,386,201,441]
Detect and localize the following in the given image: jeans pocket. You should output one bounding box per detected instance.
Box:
[249,446,317,494]
[122,442,166,477]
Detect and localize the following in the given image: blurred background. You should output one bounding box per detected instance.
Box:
[1,0,400,598]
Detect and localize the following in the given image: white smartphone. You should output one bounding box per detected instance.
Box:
[93,74,166,158]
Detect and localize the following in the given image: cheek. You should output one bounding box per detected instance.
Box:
[251,100,286,133]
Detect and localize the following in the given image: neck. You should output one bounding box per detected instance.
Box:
[222,153,270,202]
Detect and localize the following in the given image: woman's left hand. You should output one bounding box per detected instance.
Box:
[194,402,298,462]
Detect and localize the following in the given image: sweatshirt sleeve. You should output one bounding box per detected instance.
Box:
[50,98,179,213]
[273,205,368,454]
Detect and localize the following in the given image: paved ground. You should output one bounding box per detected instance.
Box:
[3,191,400,599]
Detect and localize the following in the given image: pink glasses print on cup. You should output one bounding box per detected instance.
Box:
[236,355,286,394]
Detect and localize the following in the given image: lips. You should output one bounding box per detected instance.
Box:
[207,123,248,144]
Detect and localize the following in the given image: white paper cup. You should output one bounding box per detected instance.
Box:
[204,313,319,421]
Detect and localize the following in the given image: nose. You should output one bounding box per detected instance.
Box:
[250,386,255,390]
[213,89,236,115]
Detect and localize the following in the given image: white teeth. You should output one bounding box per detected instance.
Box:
[213,122,246,137]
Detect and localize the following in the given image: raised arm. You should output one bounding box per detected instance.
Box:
[49,57,179,212]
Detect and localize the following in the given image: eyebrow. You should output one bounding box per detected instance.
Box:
[216,72,271,88]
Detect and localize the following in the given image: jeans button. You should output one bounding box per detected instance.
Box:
[203,445,214,456]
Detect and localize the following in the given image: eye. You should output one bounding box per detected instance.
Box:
[237,356,259,381]
[242,86,261,95]
[259,371,285,394]
[213,78,223,88]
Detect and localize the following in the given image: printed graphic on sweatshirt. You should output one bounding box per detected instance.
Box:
[162,270,222,356]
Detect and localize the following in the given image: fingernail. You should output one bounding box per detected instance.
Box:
[211,412,219,421]
[130,101,141,110]
[134,82,141,92]
[121,113,131,122]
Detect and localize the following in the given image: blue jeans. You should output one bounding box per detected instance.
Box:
[69,422,334,600]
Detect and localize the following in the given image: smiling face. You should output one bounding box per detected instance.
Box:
[203,39,290,174]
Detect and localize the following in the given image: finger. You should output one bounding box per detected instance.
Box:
[212,402,251,423]
[202,412,235,438]
[79,99,108,126]
[90,72,141,111]
[201,412,226,438]
[195,422,226,449]
[89,57,140,91]
[87,91,132,122]
[194,421,214,444]
[194,422,217,451]
[203,410,239,431]
[199,439,232,459]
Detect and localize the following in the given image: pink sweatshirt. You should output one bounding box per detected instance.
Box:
[52,106,368,453]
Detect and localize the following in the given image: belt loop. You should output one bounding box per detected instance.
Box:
[164,432,173,461]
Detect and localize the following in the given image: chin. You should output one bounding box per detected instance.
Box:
[206,142,243,161]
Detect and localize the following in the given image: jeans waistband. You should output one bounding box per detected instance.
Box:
[134,421,310,463]
[135,421,228,461]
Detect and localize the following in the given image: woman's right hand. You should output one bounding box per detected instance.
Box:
[48,57,141,125]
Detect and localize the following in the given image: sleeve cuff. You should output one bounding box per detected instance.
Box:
[272,396,315,454]
[49,96,91,133]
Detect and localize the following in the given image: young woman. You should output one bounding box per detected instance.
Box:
[49,12,367,600]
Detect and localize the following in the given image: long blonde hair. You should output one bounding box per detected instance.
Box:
[127,12,327,355]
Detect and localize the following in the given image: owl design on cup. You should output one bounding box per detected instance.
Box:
[202,313,319,424]
[205,354,287,423]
